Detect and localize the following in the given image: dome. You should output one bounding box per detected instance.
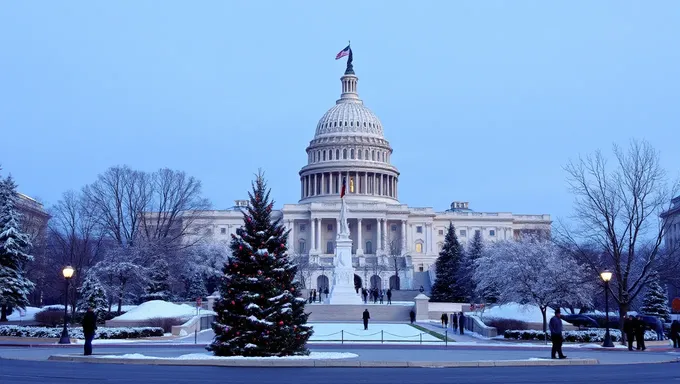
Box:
[315,103,384,138]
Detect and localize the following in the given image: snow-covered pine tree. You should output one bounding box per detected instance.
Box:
[77,272,108,321]
[0,175,35,321]
[185,272,208,301]
[140,258,172,302]
[460,230,483,302]
[640,272,671,322]
[430,223,466,303]
[208,172,312,357]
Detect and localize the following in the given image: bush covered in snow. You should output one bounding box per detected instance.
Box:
[34,309,65,327]
[147,317,188,333]
[484,318,529,334]
[504,329,657,342]
[0,325,163,339]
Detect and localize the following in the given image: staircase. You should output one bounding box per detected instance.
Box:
[412,271,432,295]
[306,303,414,322]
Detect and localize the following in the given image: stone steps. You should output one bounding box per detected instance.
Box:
[306,303,414,322]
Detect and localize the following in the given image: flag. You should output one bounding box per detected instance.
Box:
[335,45,351,60]
[340,177,346,198]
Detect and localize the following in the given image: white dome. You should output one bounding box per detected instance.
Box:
[315,102,383,138]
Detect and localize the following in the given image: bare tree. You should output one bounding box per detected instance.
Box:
[288,245,313,289]
[386,239,403,290]
[559,139,678,337]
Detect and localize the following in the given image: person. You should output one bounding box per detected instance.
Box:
[362,309,371,330]
[452,312,458,331]
[549,308,566,359]
[386,289,392,305]
[409,310,416,324]
[312,289,317,303]
[324,287,329,299]
[379,290,384,304]
[458,312,466,335]
[624,315,636,351]
[441,313,448,328]
[419,286,424,293]
[654,317,664,341]
[671,320,680,348]
[635,315,646,351]
[82,307,97,356]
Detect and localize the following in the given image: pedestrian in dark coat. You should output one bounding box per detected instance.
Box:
[312,289,317,303]
[671,320,680,348]
[441,313,448,328]
[386,289,392,305]
[635,315,646,351]
[458,312,465,335]
[452,312,458,331]
[409,310,416,324]
[362,309,370,330]
[549,308,566,359]
[81,307,97,356]
[623,315,636,351]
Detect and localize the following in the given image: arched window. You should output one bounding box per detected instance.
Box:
[365,241,373,254]
[415,240,423,253]
[317,275,329,291]
[358,150,362,160]
[323,151,326,161]
[336,149,340,159]
[365,149,369,159]
[329,150,333,160]
[350,121,353,126]
[350,149,354,159]
[389,275,401,290]
[343,149,347,159]
[370,275,382,290]
[298,239,306,253]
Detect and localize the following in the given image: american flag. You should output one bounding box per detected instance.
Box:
[335,45,351,60]
[340,177,346,198]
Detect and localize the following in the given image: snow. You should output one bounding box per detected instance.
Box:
[111,300,214,321]
[246,315,273,325]
[6,306,42,321]
[280,308,292,314]
[245,303,261,310]
[94,352,358,360]
[476,303,567,324]
[269,293,286,302]
[309,323,440,343]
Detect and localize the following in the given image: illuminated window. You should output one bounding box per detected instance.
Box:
[349,177,355,193]
[415,243,423,253]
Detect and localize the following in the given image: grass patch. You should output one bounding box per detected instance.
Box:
[409,324,455,342]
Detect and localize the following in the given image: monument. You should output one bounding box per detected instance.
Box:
[326,188,362,304]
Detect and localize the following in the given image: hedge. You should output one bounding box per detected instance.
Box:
[504,329,658,342]
[0,325,164,339]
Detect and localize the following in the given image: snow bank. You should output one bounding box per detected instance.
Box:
[6,306,42,321]
[478,303,564,324]
[111,300,213,321]
[94,352,358,360]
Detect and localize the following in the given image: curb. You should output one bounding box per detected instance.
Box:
[47,354,599,368]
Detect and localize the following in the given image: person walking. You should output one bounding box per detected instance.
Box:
[458,312,465,335]
[441,313,448,328]
[81,307,97,356]
[624,315,636,351]
[379,290,384,304]
[386,289,392,305]
[312,289,317,303]
[452,312,458,332]
[635,315,646,351]
[362,288,368,304]
[549,308,566,359]
[362,309,371,330]
[671,320,680,348]
[409,310,416,324]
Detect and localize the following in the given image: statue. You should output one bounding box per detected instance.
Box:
[338,197,350,237]
[344,47,354,75]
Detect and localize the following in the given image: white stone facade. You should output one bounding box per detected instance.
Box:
[662,196,680,251]
[183,63,552,290]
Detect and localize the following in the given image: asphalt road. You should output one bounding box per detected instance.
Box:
[1,359,680,384]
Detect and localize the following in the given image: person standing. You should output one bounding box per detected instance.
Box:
[549,308,566,359]
[362,309,371,330]
[441,313,448,328]
[624,315,636,351]
[452,312,458,332]
[635,315,646,351]
[386,289,392,305]
[379,290,384,304]
[81,307,97,356]
[409,310,416,324]
[458,312,465,335]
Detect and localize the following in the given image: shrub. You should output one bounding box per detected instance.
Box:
[0,325,164,339]
[147,317,190,333]
[503,329,657,342]
[34,309,65,327]
[483,317,529,334]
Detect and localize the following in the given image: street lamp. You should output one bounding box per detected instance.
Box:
[58,266,75,345]
[600,270,614,348]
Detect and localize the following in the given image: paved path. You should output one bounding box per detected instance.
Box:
[415,322,481,343]
[2,359,680,384]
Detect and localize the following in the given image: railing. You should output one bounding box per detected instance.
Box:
[310,329,451,345]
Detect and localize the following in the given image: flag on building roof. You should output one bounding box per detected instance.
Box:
[340,177,346,198]
[335,45,351,60]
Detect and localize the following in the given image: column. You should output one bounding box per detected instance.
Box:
[310,218,316,253]
[407,224,412,253]
[357,218,363,255]
[429,224,434,253]
[313,174,317,196]
[401,220,407,254]
[288,220,295,250]
[377,218,382,252]
[356,172,360,194]
[364,172,368,195]
[321,173,325,195]
[317,217,322,253]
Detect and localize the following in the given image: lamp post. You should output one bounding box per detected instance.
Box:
[58,266,75,345]
[600,270,614,348]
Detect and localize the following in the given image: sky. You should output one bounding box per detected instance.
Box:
[1,1,679,224]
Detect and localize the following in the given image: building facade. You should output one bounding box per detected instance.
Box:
[661,195,680,252]
[186,63,552,290]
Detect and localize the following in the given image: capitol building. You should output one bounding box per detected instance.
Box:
[189,58,551,291]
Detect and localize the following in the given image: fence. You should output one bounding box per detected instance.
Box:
[309,329,452,346]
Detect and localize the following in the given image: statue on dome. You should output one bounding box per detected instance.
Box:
[345,46,354,75]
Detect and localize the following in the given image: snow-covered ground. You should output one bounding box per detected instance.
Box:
[307,301,415,306]
[6,306,43,321]
[93,352,358,360]
[473,303,566,324]
[309,322,440,344]
[111,300,214,321]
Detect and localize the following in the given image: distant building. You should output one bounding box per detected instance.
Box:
[15,193,50,251]
[661,195,680,311]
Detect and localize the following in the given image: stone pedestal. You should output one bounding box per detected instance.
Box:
[327,237,361,304]
[414,293,430,321]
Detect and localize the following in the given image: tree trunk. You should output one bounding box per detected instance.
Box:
[619,302,629,345]
[540,306,548,334]
[0,305,8,322]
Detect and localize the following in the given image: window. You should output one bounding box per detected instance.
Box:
[419,264,424,272]
[350,149,355,159]
[490,230,496,237]
[336,149,340,159]
[221,228,226,235]
[300,224,306,232]
[460,230,467,237]
[299,239,306,253]
[438,229,444,236]
[329,151,333,160]
[475,230,481,237]
[343,149,347,159]
[358,150,362,159]
[326,241,334,254]
[391,225,397,232]
[415,243,423,253]
[417,226,423,233]
[206,228,213,235]
[349,177,355,193]
[366,224,372,231]
[365,241,373,254]
[322,151,326,161]
[327,224,333,231]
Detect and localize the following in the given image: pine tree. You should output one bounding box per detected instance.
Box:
[185,272,208,301]
[0,175,35,321]
[208,172,312,357]
[77,272,108,321]
[430,223,466,302]
[641,272,671,322]
[141,258,172,302]
[460,230,483,302]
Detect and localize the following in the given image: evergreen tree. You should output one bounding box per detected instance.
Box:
[430,223,466,302]
[208,172,312,357]
[0,175,35,321]
[641,272,671,322]
[141,258,172,302]
[460,230,483,302]
[77,272,108,321]
[185,272,208,301]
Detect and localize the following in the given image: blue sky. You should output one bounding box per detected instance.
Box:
[1,1,678,223]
